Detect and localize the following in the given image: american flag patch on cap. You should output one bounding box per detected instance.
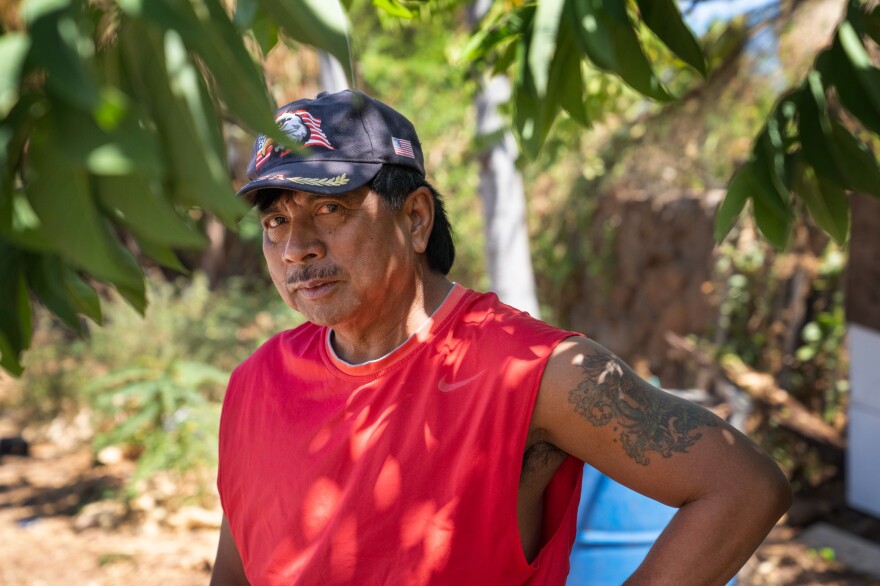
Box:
[392,137,415,159]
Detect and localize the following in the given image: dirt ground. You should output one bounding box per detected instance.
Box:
[2,444,879,585]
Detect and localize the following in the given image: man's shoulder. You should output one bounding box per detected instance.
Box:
[234,321,323,375]
[455,287,580,353]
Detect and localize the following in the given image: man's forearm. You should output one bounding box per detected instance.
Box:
[624,475,791,586]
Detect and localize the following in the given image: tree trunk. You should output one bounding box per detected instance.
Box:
[470,0,541,317]
[318,50,349,93]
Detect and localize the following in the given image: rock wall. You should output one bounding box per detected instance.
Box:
[564,189,724,385]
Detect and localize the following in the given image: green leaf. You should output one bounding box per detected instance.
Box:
[567,0,616,70]
[556,22,589,127]
[752,185,791,249]
[567,0,671,101]
[0,34,31,119]
[24,1,101,111]
[797,73,847,186]
[119,22,244,225]
[46,100,164,176]
[2,191,58,253]
[115,278,147,315]
[795,165,849,245]
[0,94,41,229]
[248,7,280,56]
[752,128,791,218]
[259,0,353,84]
[26,120,144,290]
[750,127,793,249]
[514,28,557,157]
[825,42,880,135]
[837,22,880,116]
[135,238,188,272]
[0,241,31,375]
[23,253,84,330]
[714,163,755,241]
[461,5,535,65]
[118,0,279,137]
[62,267,103,324]
[529,0,565,97]
[94,174,207,249]
[830,119,880,198]
[636,0,707,76]
[372,0,415,19]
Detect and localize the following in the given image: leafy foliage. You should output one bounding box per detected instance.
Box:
[713,1,880,248]
[460,0,880,250]
[0,0,349,374]
[9,272,300,482]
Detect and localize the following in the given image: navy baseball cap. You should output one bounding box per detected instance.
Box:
[238,89,425,199]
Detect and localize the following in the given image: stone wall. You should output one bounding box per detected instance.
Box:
[564,189,724,385]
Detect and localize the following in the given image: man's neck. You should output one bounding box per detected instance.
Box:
[329,273,454,365]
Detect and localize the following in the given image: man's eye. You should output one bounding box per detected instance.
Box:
[317,203,340,214]
[265,216,285,228]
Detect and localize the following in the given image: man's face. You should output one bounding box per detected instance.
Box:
[259,188,417,332]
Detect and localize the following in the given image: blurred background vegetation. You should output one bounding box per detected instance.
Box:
[0,2,875,578]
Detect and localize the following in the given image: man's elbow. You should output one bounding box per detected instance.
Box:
[747,455,793,526]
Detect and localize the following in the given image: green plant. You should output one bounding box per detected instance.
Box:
[88,358,226,483]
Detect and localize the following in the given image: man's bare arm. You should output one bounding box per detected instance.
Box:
[210,516,249,586]
[533,336,792,585]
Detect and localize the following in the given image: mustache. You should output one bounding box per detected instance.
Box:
[287,264,341,285]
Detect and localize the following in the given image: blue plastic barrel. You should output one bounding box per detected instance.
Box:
[567,465,736,585]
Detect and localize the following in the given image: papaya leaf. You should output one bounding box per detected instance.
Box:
[636,0,707,76]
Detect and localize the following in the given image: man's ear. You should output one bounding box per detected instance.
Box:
[403,186,435,254]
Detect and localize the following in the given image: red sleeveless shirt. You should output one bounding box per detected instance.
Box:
[218,285,583,585]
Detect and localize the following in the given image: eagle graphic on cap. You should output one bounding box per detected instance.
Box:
[254,109,336,171]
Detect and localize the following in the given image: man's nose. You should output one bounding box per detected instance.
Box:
[281,223,325,264]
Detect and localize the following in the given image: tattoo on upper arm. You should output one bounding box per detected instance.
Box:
[567,347,717,466]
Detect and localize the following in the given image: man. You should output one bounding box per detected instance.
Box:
[211,89,791,585]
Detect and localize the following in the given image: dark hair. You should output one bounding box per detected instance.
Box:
[249,166,455,275]
[368,165,455,275]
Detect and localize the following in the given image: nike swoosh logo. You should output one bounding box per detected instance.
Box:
[438,370,486,393]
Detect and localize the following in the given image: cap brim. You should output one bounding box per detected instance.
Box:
[237,160,382,199]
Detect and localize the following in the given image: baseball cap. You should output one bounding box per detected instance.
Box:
[238,89,425,199]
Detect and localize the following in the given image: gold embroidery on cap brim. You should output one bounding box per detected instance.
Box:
[286,173,350,187]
